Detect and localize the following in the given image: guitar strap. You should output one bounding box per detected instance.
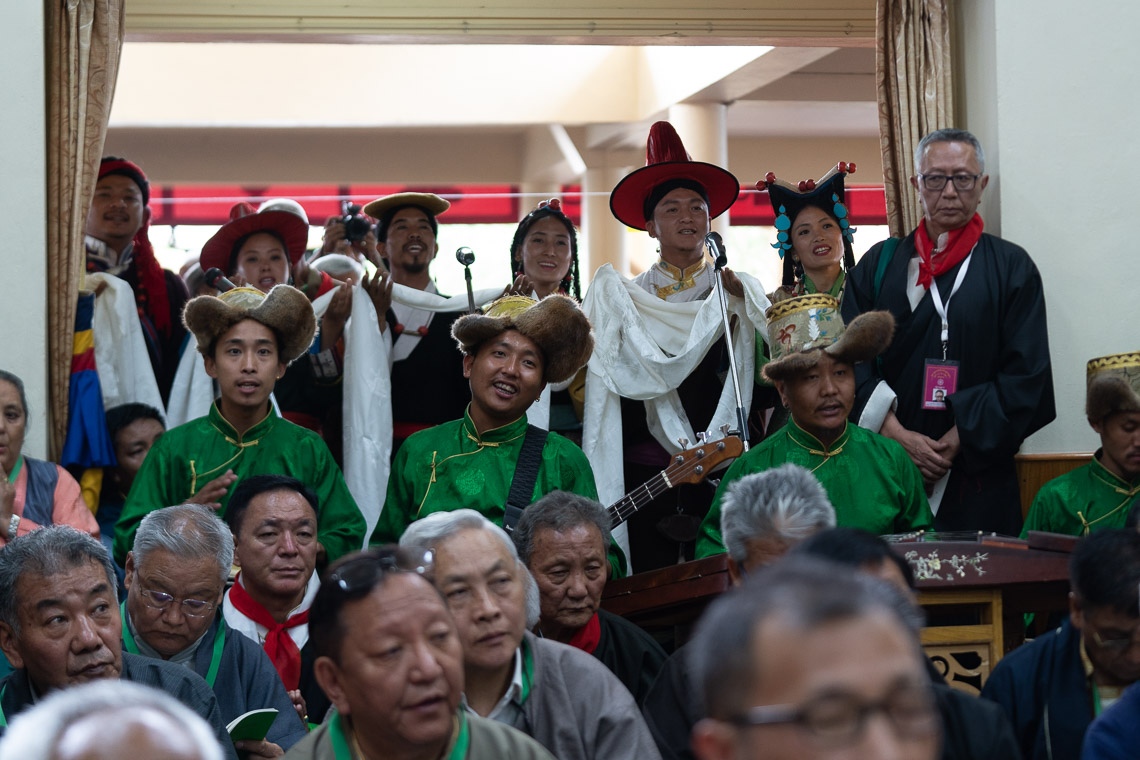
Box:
[503,424,549,533]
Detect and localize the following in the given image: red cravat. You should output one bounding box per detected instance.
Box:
[228,575,308,690]
[914,213,984,290]
[566,611,602,655]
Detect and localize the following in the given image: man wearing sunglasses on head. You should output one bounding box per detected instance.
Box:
[284,545,555,759]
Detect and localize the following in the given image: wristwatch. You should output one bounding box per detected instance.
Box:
[6,514,19,540]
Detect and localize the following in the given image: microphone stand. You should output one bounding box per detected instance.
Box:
[705,231,749,452]
[456,247,477,313]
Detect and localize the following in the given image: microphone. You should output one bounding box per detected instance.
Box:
[204,268,236,293]
[704,231,727,268]
[455,247,476,266]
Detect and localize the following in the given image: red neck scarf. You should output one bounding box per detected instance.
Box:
[228,574,309,690]
[566,611,602,655]
[914,213,984,290]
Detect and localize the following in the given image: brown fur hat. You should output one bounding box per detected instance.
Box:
[1086,352,1140,423]
[452,294,594,384]
[183,285,316,365]
[762,294,894,384]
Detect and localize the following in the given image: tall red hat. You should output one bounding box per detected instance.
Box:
[609,121,740,231]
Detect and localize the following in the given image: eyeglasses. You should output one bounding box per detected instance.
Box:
[918,173,982,192]
[728,684,939,746]
[329,546,434,597]
[1090,628,1140,655]
[138,587,217,618]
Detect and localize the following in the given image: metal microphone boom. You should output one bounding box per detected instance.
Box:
[705,231,749,451]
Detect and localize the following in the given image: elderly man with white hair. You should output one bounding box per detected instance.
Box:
[123,503,308,755]
[643,465,837,760]
[400,509,661,760]
[0,679,225,760]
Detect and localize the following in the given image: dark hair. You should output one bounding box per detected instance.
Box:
[309,546,440,663]
[0,526,118,635]
[1070,529,1140,616]
[0,370,29,418]
[781,205,857,289]
[508,206,581,301]
[105,403,164,443]
[376,204,439,242]
[792,527,916,590]
[514,491,610,566]
[224,474,319,536]
[100,156,150,206]
[688,556,925,720]
[228,229,289,275]
[643,178,709,223]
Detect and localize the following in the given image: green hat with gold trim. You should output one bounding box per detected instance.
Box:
[1086,352,1140,422]
[763,294,894,383]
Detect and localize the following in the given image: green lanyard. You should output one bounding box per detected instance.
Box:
[328,710,470,759]
[120,602,227,687]
[0,684,7,728]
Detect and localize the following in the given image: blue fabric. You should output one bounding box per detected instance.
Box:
[980,619,1091,760]
[60,293,115,469]
[1083,681,1140,759]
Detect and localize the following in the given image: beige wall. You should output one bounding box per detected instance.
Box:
[959,0,1140,454]
[0,2,48,459]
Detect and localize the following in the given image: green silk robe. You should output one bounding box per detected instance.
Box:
[1021,454,1140,537]
[696,420,933,557]
[114,403,364,564]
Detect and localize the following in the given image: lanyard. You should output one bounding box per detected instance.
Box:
[120,602,227,687]
[929,251,973,360]
[0,684,6,728]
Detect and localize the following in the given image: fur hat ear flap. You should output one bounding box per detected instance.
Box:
[183,285,315,365]
[826,311,895,366]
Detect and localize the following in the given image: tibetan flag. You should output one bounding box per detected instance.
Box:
[61,293,116,469]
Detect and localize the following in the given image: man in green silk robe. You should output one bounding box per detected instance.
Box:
[1023,352,1140,537]
[370,294,625,575]
[114,286,365,565]
[697,294,932,557]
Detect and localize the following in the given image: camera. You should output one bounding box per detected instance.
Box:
[341,202,373,244]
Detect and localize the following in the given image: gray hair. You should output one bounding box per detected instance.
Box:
[0,526,117,635]
[688,555,927,721]
[0,680,224,760]
[133,504,234,585]
[514,490,611,567]
[720,465,837,564]
[914,127,986,174]
[0,369,29,418]
[400,509,540,628]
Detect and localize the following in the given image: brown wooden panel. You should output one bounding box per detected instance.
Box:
[1016,452,1092,519]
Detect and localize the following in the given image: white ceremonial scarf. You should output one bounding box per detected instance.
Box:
[85,272,167,422]
[581,265,771,567]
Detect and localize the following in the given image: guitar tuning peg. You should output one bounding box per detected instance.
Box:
[696,431,709,444]
[677,437,690,449]
[720,423,731,436]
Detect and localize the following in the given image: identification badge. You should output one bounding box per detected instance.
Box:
[922,360,959,410]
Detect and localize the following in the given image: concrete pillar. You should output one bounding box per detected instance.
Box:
[582,165,630,279]
[668,102,732,236]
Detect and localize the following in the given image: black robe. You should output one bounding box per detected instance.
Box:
[592,609,667,707]
[842,231,1055,535]
[386,307,471,450]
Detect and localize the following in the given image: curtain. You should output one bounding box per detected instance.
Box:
[45,0,125,457]
[876,0,955,238]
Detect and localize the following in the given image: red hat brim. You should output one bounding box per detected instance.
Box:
[199,211,310,274]
[609,160,740,231]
